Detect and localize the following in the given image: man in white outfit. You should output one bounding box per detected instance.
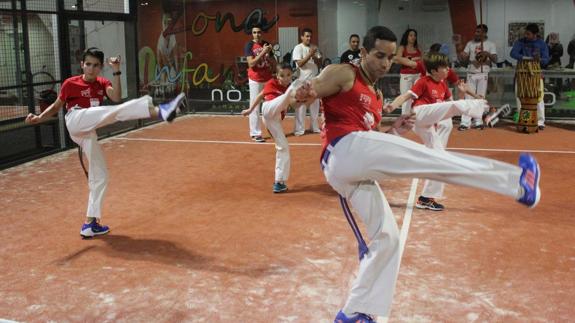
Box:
[25,47,185,238]
[292,28,322,135]
[458,24,497,130]
[294,26,541,322]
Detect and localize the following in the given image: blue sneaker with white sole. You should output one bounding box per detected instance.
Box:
[517,153,541,208]
[159,93,186,122]
[334,310,377,323]
[80,220,110,238]
[273,182,288,193]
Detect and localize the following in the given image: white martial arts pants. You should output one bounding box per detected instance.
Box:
[261,88,293,183]
[515,80,545,127]
[461,72,489,127]
[399,73,419,114]
[413,99,485,199]
[248,79,266,137]
[322,130,523,317]
[65,96,152,218]
[294,99,320,135]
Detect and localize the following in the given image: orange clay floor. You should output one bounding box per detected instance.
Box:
[1,115,574,322]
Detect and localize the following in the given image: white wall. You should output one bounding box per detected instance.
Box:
[475,0,575,66]
[378,0,454,55]
[85,21,128,98]
[318,0,378,62]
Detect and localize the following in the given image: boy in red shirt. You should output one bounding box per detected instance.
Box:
[25,47,186,238]
[389,52,487,211]
[242,63,297,193]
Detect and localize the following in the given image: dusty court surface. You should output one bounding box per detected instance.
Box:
[1,115,574,322]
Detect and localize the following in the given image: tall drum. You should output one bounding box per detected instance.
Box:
[515,58,541,133]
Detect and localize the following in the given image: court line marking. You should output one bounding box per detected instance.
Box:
[111,137,575,154]
[377,178,419,323]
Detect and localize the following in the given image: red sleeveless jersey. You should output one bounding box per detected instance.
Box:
[321,64,382,150]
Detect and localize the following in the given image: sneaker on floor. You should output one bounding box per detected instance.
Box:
[517,153,541,208]
[473,123,485,130]
[159,93,186,122]
[273,182,288,193]
[80,220,110,238]
[251,135,265,142]
[458,124,469,131]
[416,196,445,211]
[334,310,377,323]
[294,131,305,136]
[538,125,545,131]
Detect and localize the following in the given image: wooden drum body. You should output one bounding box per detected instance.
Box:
[516,59,542,133]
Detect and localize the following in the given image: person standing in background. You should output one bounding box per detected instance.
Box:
[458,24,497,131]
[340,34,361,65]
[394,29,422,115]
[244,25,276,142]
[292,28,322,135]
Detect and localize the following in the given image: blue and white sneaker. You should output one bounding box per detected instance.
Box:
[334,310,377,323]
[80,220,110,238]
[159,93,186,122]
[517,153,541,208]
[273,182,288,193]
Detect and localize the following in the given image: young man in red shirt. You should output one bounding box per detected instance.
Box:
[389,52,485,211]
[294,26,540,322]
[244,25,275,142]
[25,47,185,238]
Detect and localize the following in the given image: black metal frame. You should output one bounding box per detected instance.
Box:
[0,0,139,170]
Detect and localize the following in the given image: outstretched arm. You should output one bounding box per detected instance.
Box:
[386,91,415,112]
[25,98,65,124]
[241,90,265,116]
[385,113,415,136]
[294,64,355,102]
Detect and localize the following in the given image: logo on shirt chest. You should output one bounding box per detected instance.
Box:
[431,89,445,102]
[359,93,372,109]
[81,88,91,97]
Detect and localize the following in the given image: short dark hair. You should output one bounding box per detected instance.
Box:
[82,47,104,65]
[429,43,442,53]
[400,28,418,48]
[423,52,449,74]
[251,24,262,31]
[526,23,539,35]
[349,34,360,41]
[477,24,488,33]
[363,26,397,52]
[278,62,293,71]
[301,28,312,36]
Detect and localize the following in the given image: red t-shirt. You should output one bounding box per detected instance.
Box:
[59,75,111,110]
[415,61,459,85]
[263,78,288,101]
[410,75,451,107]
[400,47,422,74]
[244,40,273,83]
[321,65,382,151]
[263,78,289,120]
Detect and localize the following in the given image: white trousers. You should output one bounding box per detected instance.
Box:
[399,73,419,114]
[412,99,485,199]
[294,99,320,134]
[515,80,545,127]
[248,79,265,137]
[322,130,522,316]
[461,72,489,127]
[65,96,152,218]
[262,88,293,183]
